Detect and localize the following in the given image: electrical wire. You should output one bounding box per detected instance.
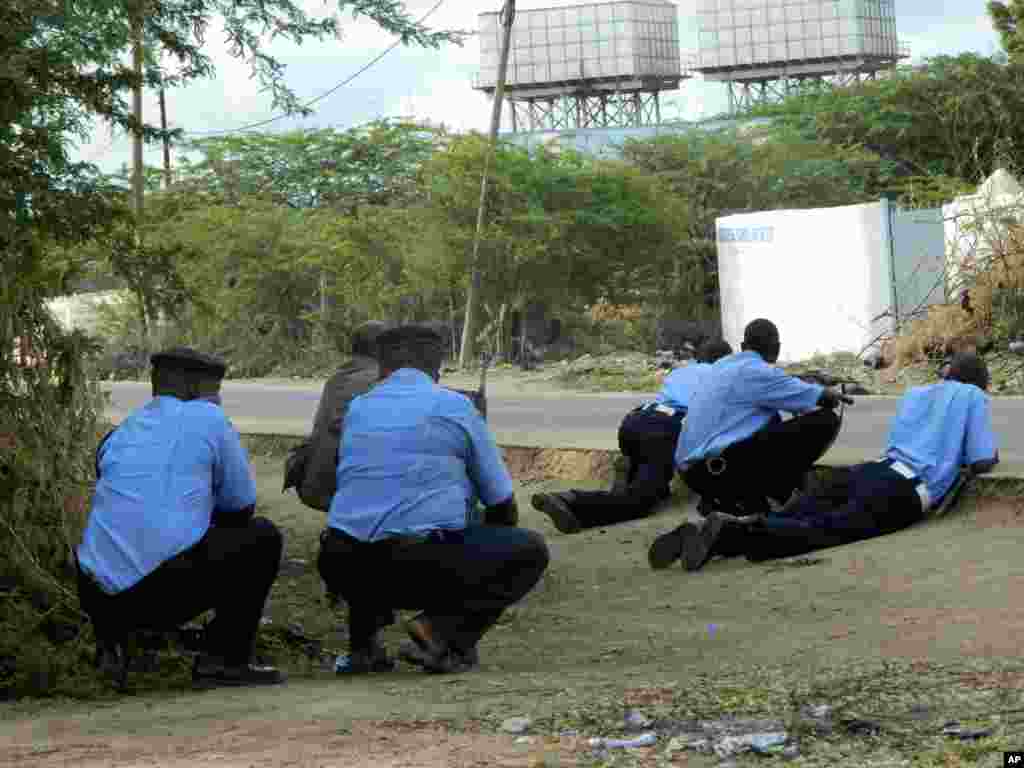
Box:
[186,0,449,137]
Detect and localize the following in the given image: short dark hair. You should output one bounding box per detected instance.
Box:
[697,339,733,364]
[741,318,781,362]
[352,321,389,358]
[946,352,990,391]
[377,324,445,376]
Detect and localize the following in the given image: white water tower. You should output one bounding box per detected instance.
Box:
[695,0,909,113]
[474,0,690,132]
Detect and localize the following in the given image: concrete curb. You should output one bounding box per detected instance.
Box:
[238,432,1024,487]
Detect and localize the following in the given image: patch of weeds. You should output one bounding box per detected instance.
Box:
[242,434,305,459]
[764,556,830,572]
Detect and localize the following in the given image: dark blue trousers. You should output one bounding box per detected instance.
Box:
[77,517,283,665]
[563,408,686,528]
[720,460,925,562]
[318,525,549,654]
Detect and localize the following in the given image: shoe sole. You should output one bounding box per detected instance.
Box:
[531,494,582,534]
[398,641,474,674]
[648,525,692,570]
[682,515,725,572]
[192,675,285,689]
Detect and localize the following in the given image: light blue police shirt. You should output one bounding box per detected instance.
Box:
[885,380,998,502]
[676,351,824,467]
[328,368,515,542]
[77,396,257,594]
[655,362,711,410]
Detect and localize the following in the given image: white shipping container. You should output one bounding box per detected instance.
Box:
[717,200,944,362]
[476,0,680,88]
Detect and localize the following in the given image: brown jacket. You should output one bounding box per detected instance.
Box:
[295,356,379,511]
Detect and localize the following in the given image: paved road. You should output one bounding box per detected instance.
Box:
[103,381,1024,469]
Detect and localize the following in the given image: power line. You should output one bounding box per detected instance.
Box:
[186,0,449,137]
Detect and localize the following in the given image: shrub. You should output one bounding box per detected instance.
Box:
[1,294,105,698]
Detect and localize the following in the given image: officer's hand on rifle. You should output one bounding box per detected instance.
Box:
[818,386,855,410]
[483,496,519,527]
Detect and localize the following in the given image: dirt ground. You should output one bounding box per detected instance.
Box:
[4,458,1024,767]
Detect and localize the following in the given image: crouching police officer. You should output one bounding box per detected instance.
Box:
[317,325,549,674]
[76,348,285,687]
[530,339,733,534]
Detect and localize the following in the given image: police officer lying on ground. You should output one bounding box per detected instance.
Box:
[649,318,853,569]
[284,321,387,511]
[529,339,733,534]
[77,348,285,687]
[317,325,550,674]
[671,352,999,571]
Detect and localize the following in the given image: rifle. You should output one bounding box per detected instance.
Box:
[446,352,491,421]
[795,371,857,459]
[930,469,971,518]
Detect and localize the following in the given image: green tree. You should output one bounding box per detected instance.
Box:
[411,136,686,356]
[181,121,442,210]
[754,54,1024,200]
[622,129,885,315]
[990,1,1024,62]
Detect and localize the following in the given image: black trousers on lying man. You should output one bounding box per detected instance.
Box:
[530,340,734,534]
[678,458,930,569]
[530,405,685,533]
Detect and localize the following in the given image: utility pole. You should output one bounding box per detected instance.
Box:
[457,0,515,370]
[158,79,172,189]
[131,4,145,216]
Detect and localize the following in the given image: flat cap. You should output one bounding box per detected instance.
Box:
[150,346,227,378]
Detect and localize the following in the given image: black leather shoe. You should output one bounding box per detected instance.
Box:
[398,640,478,674]
[530,492,582,534]
[399,614,479,674]
[649,524,691,569]
[192,654,285,688]
[681,513,726,572]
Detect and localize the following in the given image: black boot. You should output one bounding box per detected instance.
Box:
[530,492,582,534]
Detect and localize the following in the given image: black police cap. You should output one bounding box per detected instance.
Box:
[150,347,227,378]
[376,324,445,353]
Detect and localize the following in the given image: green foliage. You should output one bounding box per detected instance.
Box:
[0,279,106,698]
[753,54,1024,200]
[181,121,442,209]
[412,136,686,354]
[622,128,883,315]
[990,0,1024,62]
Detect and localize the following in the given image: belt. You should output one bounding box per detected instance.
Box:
[322,528,433,549]
[639,403,685,419]
[880,459,931,511]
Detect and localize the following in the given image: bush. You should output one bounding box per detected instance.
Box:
[1,307,106,698]
[891,304,982,367]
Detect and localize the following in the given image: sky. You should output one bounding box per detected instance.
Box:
[74,0,1004,174]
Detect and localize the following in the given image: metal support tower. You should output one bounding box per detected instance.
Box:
[722,58,904,113]
[506,85,665,132]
